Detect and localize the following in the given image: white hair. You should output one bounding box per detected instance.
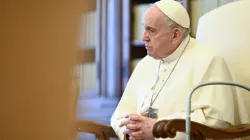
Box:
[164,16,190,39]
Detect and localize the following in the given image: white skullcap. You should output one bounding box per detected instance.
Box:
[155,0,190,28]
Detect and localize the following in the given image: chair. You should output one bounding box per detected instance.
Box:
[74,0,250,139]
[153,119,250,140]
[76,120,118,140]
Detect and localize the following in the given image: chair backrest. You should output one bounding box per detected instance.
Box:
[196,0,250,123]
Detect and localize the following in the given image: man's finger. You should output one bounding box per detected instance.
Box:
[119,118,130,127]
[129,130,144,139]
[125,113,139,118]
[123,129,134,135]
[129,136,136,140]
[119,119,138,127]
[140,112,147,117]
[126,123,140,130]
[129,115,143,121]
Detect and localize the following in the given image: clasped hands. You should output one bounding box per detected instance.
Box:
[119,113,157,140]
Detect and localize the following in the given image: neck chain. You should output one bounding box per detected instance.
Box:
[149,36,190,107]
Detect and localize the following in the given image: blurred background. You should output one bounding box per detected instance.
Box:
[0,0,239,140]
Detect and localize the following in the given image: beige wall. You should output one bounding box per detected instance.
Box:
[189,0,202,37]
[0,0,93,140]
[79,63,97,91]
[189,0,236,37]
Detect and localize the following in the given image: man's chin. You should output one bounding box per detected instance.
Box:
[147,53,161,60]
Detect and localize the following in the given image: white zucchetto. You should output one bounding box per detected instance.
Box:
[155,0,190,28]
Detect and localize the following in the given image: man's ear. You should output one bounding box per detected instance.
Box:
[172,28,182,44]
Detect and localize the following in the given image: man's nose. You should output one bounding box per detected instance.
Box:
[142,31,150,41]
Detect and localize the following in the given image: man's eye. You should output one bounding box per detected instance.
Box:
[145,27,157,35]
[149,29,155,33]
[148,29,156,35]
[146,27,154,32]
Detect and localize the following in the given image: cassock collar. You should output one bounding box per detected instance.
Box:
[161,35,190,64]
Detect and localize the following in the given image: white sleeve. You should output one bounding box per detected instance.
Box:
[110,63,141,139]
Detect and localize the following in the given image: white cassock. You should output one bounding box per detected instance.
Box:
[110,35,249,140]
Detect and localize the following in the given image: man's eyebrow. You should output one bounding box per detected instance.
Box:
[147,26,157,31]
[141,22,157,31]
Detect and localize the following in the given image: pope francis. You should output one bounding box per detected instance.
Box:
[110,0,249,140]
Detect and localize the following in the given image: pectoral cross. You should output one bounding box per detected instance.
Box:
[146,107,158,119]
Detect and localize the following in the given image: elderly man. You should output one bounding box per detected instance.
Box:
[110,0,249,140]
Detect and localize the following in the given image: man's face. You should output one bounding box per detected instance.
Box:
[142,6,175,59]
